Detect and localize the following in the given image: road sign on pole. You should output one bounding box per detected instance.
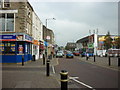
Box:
[46,36,50,40]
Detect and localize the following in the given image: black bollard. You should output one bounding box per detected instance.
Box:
[94,55,96,62]
[118,57,120,67]
[108,56,111,66]
[86,56,88,60]
[46,60,50,76]
[60,70,68,90]
[32,55,36,61]
[43,54,45,65]
[22,55,24,66]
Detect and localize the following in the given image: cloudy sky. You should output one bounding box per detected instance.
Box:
[29,0,118,46]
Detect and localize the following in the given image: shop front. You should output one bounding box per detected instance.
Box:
[33,40,39,60]
[39,40,44,58]
[0,33,33,63]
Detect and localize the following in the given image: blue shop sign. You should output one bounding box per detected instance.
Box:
[0,35,16,39]
[25,35,32,41]
[44,41,48,47]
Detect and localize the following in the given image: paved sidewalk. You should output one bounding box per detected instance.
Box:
[77,56,120,71]
[2,58,80,89]
[2,58,60,88]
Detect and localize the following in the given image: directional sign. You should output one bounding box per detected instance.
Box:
[46,36,50,40]
[88,43,94,48]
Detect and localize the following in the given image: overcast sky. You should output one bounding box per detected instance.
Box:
[29,0,118,46]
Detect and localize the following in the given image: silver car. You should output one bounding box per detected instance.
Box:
[56,52,63,58]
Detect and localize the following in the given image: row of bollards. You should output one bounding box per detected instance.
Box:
[60,70,68,90]
[22,55,24,66]
[108,56,111,66]
[46,60,50,76]
[108,56,120,66]
[85,55,120,67]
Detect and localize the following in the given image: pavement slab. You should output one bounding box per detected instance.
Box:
[2,58,60,88]
[76,56,120,71]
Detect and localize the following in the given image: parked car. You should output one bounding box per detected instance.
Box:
[107,49,120,57]
[73,51,80,56]
[66,51,74,58]
[81,52,86,57]
[81,52,93,57]
[58,50,64,56]
[56,52,63,58]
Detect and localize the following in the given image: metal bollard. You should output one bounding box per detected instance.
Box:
[118,57,120,66]
[108,56,111,66]
[46,60,50,76]
[33,55,36,61]
[22,55,24,66]
[43,54,45,65]
[94,55,95,62]
[86,56,88,60]
[60,70,68,90]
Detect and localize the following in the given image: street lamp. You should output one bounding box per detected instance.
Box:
[45,18,56,59]
[46,18,56,28]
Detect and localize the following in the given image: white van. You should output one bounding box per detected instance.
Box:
[107,49,120,57]
[97,50,106,57]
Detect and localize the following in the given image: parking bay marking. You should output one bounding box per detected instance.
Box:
[52,66,55,74]
[69,76,95,90]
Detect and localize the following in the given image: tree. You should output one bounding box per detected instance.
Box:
[114,36,120,49]
[104,31,113,50]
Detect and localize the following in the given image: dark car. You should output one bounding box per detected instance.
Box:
[81,52,93,57]
[73,51,80,56]
[81,52,86,57]
[66,51,74,58]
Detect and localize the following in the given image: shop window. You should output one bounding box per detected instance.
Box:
[17,42,24,54]
[0,42,4,54]
[27,43,32,54]
[0,13,14,32]
[4,42,15,55]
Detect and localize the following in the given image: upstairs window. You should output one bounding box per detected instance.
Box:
[3,0,10,8]
[0,13,15,32]
[0,0,10,8]
[0,0,2,8]
[6,13,14,31]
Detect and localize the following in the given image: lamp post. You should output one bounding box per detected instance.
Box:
[45,18,56,76]
[45,18,56,59]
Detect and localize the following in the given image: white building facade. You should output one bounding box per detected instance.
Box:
[32,12,43,60]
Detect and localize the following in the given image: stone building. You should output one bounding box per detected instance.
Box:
[65,42,76,51]
[43,25,55,56]
[0,0,43,63]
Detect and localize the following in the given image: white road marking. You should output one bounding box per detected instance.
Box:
[69,77,95,90]
[69,76,79,79]
[52,66,55,74]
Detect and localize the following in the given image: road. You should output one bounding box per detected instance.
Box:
[54,56,119,89]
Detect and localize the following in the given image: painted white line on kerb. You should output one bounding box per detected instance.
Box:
[52,66,55,74]
[71,78,95,90]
